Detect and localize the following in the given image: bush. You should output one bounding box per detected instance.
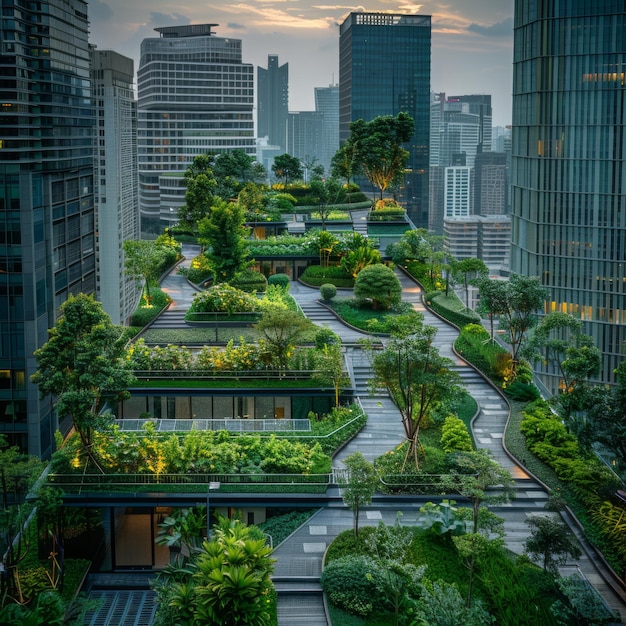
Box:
[187,283,259,316]
[230,269,268,293]
[314,327,341,349]
[181,254,212,284]
[320,283,337,301]
[130,289,171,327]
[268,273,290,290]
[300,264,354,288]
[440,416,473,453]
[353,264,401,310]
[503,380,540,401]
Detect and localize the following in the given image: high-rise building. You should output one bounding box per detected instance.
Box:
[257,55,289,153]
[447,94,492,155]
[444,167,472,218]
[474,151,508,217]
[314,85,339,175]
[91,48,141,325]
[137,24,255,236]
[511,1,626,391]
[286,112,323,178]
[339,12,431,227]
[0,0,95,456]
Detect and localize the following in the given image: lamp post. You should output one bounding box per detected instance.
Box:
[206,481,220,539]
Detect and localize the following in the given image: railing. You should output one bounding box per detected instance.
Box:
[116,418,312,433]
[133,369,318,381]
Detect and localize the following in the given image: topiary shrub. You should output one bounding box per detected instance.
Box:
[353,264,401,310]
[320,283,337,302]
[268,273,290,290]
[230,269,268,293]
[440,415,474,453]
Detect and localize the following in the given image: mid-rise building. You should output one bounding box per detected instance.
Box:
[257,55,289,153]
[444,166,472,218]
[339,12,431,227]
[137,24,255,236]
[0,0,95,456]
[511,1,626,391]
[91,48,141,325]
[474,151,508,216]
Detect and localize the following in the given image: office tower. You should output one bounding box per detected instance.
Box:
[474,151,508,216]
[137,24,255,236]
[286,112,323,178]
[91,48,141,325]
[339,12,431,227]
[315,85,339,175]
[511,1,626,391]
[447,94,492,155]
[257,55,289,153]
[0,0,95,456]
[444,167,472,218]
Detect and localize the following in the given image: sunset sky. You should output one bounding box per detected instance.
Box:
[88,0,514,126]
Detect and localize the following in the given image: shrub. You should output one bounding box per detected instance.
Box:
[300,264,354,288]
[180,254,212,284]
[503,380,540,401]
[320,283,337,301]
[353,264,402,310]
[320,555,387,618]
[440,415,473,453]
[230,269,268,293]
[314,327,341,349]
[130,289,171,327]
[268,273,290,290]
[187,283,259,315]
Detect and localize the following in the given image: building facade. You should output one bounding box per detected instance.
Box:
[91,48,141,325]
[511,1,626,391]
[339,12,431,228]
[0,0,95,456]
[257,55,288,153]
[137,24,255,236]
[314,85,339,175]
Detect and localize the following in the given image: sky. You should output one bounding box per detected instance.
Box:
[88,0,515,127]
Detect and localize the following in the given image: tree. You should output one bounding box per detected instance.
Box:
[330,142,358,197]
[153,516,276,626]
[213,150,266,198]
[490,274,548,381]
[452,258,489,310]
[353,264,402,311]
[31,294,136,470]
[271,153,303,185]
[345,112,414,199]
[476,277,509,342]
[178,154,217,231]
[313,343,349,407]
[123,239,169,304]
[440,449,514,535]
[310,177,344,230]
[254,309,312,369]
[524,515,581,575]
[311,229,338,268]
[341,452,378,537]
[366,326,462,469]
[198,198,251,283]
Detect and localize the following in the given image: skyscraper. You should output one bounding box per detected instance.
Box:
[339,12,431,227]
[91,48,141,326]
[257,55,289,153]
[511,1,626,391]
[315,85,339,175]
[137,25,255,236]
[0,0,95,456]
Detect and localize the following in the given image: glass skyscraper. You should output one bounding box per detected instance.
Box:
[339,12,431,228]
[511,1,626,391]
[257,55,289,153]
[0,0,95,456]
[137,25,255,236]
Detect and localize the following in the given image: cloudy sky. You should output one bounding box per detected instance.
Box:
[88,0,514,126]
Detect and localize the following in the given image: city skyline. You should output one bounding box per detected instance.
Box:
[88,0,514,127]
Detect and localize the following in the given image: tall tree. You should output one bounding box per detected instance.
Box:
[198,199,251,283]
[476,277,509,342]
[213,150,266,198]
[330,142,358,199]
[31,295,136,471]
[345,112,414,199]
[341,452,378,538]
[366,326,462,469]
[178,154,217,232]
[271,154,303,185]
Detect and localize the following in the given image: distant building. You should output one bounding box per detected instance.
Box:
[285,112,323,179]
[314,85,339,175]
[444,166,472,218]
[0,0,95,456]
[447,94,492,155]
[91,48,142,325]
[511,1,626,391]
[257,55,289,153]
[474,151,508,216]
[137,24,255,236]
[339,12,431,227]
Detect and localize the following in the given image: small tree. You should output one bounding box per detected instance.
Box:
[476,277,509,342]
[353,264,401,310]
[254,309,312,369]
[341,452,378,537]
[452,258,489,310]
[178,153,217,232]
[524,515,582,575]
[198,198,251,283]
[313,344,348,407]
[123,239,168,304]
[271,153,303,185]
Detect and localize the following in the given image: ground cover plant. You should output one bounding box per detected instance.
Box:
[325,298,422,334]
